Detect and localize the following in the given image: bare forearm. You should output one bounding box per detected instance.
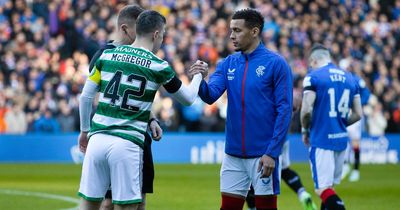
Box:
[301,112,312,129]
[347,95,362,126]
[300,91,316,129]
[347,112,361,126]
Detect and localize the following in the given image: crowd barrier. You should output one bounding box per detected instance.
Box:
[0,133,398,164]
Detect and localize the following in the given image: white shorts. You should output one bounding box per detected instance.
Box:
[309,147,345,190]
[220,154,281,197]
[347,120,361,140]
[281,141,290,169]
[78,133,143,204]
[343,141,352,162]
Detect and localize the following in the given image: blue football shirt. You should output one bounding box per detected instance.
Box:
[303,63,360,151]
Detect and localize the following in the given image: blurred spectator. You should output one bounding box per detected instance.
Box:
[367,102,388,137]
[158,97,179,131]
[393,0,400,20]
[0,95,7,133]
[180,97,204,131]
[4,101,27,134]
[33,109,60,133]
[199,104,222,132]
[198,40,219,65]
[392,98,400,132]
[56,100,76,132]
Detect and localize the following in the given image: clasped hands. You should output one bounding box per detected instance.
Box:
[189,60,209,78]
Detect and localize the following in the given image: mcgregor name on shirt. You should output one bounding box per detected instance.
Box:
[110,53,151,68]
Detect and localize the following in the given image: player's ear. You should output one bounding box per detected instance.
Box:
[252,27,259,37]
[121,24,128,34]
[153,30,159,41]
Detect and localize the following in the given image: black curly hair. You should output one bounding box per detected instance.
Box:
[232,8,264,36]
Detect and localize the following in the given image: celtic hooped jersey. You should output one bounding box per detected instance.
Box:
[87,45,175,147]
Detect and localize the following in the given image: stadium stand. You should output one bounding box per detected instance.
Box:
[0,0,398,133]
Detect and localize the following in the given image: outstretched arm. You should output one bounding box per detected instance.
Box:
[170,73,203,106]
[189,60,227,105]
[163,61,208,106]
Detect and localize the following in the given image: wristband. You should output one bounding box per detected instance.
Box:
[148,118,160,126]
[301,127,310,134]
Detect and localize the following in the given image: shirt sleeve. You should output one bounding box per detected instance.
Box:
[88,49,104,74]
[302,73,316,92]
[156,63,176,84]
[79,80,99,132]
[88,59,101,85]
[265,57,293,158]
[198,58,227,104]
[168,74,202,106]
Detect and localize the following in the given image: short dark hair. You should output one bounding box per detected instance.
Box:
[232,8,264,35]
[310,43,329,54]
[136,10,166,36]
[117,5,144,27]
[309,43,331,61]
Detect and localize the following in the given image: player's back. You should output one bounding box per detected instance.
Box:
[88,45,175,147]
[305,63,359,151]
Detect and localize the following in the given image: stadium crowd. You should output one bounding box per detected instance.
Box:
[0,0,399,134]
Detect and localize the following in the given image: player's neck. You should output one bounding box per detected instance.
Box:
[315,60,331,69]
[131,38,154,52]
[113,35,133,46]
[242,40,260,54]
[113,39,126,46]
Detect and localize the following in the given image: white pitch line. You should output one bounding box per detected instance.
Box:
[0,189,80,210]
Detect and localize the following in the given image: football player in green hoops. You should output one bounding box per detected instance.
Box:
[77,10,208,210]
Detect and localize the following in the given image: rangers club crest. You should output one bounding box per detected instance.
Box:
[256,66,265,77]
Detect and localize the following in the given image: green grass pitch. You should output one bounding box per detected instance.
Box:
[0,163,399,210]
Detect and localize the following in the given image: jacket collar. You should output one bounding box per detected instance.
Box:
[240,42,265,60]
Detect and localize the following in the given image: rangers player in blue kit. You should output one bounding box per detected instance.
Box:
[301,44,362,210]
[192,8,293,210]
